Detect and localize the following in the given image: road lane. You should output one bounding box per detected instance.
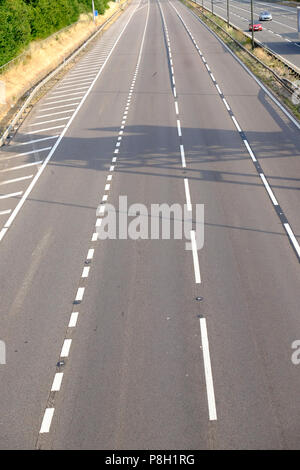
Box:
[167,0,300,448]
[0,0,146,449]
[0,0,299,450]
[40,0,300,450]
[41,0,213,449]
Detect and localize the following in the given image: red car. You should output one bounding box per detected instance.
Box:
[249,23,263,31]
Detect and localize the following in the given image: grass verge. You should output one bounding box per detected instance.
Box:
[0,0,129,133]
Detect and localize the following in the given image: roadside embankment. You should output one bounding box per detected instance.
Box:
[0,0,128,131]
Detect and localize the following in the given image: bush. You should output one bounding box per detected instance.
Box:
[78,0,110,16]
[0,0,111,67]
[0,0,31,66]
[29,0,80,39]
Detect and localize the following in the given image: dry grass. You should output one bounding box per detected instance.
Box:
[0,0,127,124]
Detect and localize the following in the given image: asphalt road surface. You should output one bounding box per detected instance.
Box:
[0,0,300,450]
[200,0,300,69]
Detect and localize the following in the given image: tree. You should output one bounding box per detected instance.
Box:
[0,0,31,66]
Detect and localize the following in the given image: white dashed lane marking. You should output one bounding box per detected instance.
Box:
[75,287,85,302]
[199,317,218,421]
[51,373,64,392]
[81,266,90,278]
[86,249,94,260]
[190,230,201,284]
[60,339,72,358]
[68,312,79,328]
[184,178,192,211]
[39,409,55,434]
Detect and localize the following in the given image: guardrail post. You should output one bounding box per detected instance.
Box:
[227,0,229,27]
[251,0,254,50]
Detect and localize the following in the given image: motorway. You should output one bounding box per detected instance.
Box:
[0,0,300,450]
[199,0,300,69]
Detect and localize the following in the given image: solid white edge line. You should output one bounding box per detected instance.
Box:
[0,228,8,241]
[1,0,142,238]
[39,408,55,433]
[190,230,201,283]
[199,317,218,421]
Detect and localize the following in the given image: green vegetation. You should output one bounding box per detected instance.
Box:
[0,0,110,66]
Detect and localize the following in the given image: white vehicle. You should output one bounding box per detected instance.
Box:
[259,11,272,21]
